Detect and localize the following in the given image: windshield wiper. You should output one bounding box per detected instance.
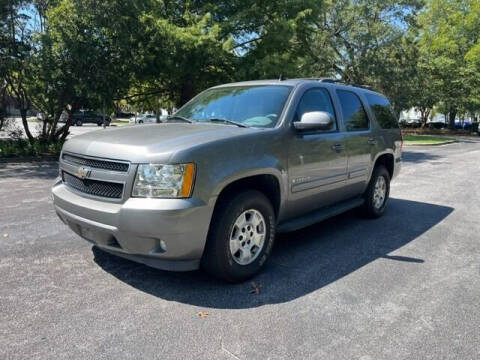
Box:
[166,115,193,123]
[205,117,249,128]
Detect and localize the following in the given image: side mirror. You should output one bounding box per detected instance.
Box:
[294,111,334,132]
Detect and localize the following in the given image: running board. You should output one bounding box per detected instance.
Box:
[277,197,365,233]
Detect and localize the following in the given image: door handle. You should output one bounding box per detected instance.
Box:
[367,138,377,145]
[331,143,345,152]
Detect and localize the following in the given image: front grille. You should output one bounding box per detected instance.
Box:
[63,171,124,199]
[63,153,129,172]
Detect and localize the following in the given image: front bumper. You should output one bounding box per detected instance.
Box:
[52,181,215,271]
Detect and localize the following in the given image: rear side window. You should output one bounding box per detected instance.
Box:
[295,88,337,131]
[336,90,369,131]
[366,93,399,129]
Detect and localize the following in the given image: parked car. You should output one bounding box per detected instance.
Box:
[130,114,158,124]
[115,111,135,119]
[52,79,402,282]
[72,110,111,126]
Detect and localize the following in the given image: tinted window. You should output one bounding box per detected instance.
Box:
[176,85,292,128]
[295,88,337,131]
[337,90,369,131]
[366,93,399,129]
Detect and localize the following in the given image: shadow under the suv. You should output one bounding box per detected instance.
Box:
[92,198,453,309]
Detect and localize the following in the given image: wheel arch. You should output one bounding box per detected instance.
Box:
[372,151,395,179]
[212,171,283,220]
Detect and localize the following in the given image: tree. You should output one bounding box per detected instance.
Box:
[1,0,35,141]
[299,0,423,113]
[25,0,145,141]
[417,0,480,128]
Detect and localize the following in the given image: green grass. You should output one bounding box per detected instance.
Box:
[402,134,455,144]
[0,138,64,158]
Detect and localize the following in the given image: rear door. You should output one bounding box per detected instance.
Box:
[286,87,348,217]
[335,89,374,195]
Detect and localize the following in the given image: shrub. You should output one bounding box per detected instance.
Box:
[0,138,64,158]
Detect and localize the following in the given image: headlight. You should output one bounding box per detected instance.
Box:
[132,163,195,198]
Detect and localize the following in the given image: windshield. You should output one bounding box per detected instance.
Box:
[175,85,292,128]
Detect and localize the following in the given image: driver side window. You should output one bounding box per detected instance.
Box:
[295,88,337,131]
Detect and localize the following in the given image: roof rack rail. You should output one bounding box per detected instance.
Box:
[318,78,343,83]
[292,77,377,91]
[349,83,376,91]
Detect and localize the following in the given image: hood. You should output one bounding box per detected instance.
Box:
[62,123,257,163]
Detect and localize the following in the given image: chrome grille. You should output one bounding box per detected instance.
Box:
[62,171,124,199]
[63,153,129,172]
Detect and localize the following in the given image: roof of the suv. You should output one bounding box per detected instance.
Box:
[212,78,381,96]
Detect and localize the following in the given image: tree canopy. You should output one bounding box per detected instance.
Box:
[1,0,479,139]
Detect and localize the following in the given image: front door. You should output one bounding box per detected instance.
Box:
[286,87,348,218]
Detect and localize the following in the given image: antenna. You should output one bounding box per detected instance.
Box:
[278,74,286,81]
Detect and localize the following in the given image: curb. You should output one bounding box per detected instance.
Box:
[403,140,456,147]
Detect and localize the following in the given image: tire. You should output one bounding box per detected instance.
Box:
[201,190,276,283]
[76,120,83,126]
[138,120,143,124]
[360,165,390,218]
[97,122,102,126]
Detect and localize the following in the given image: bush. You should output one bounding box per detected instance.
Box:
[0,138,64,158]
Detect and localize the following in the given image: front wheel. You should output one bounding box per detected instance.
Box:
[75,120,83,126]
[360,165,390,218]
[201,190,276,282]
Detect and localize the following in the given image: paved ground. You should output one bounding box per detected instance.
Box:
[1,141,480,359]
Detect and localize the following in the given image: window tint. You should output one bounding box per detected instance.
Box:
[295,88,336,131]
[365,93,399,129]
[336,90,369,131]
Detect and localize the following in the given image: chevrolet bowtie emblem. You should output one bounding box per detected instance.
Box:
[76,167,91,179]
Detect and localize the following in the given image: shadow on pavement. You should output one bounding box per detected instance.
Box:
[402,150,442,163]
[93,198,453,309]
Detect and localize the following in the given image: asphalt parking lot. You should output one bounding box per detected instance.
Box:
[1,141,480,359]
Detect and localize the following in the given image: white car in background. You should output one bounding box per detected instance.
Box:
[129,114,157,124]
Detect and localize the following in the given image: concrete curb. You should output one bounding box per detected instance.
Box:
[403,140,456,146]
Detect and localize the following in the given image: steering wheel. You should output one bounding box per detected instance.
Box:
[266,113,278,120]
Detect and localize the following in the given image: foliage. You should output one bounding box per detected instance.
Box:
[1,0,479,148]
[417,0,480,128]
[0,138,63,157]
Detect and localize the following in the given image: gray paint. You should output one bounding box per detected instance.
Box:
[52,79,402,270]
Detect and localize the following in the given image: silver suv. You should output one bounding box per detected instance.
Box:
[52,79,402,282]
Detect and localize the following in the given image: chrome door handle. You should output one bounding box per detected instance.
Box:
[367,138,377,145]
[331,143,345,152]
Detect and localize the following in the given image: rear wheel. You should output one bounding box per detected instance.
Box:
[75,119,83,126]
[360,165,390,218]
[201,190,275,282]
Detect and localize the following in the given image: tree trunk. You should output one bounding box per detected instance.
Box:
[448,107,457,130]
[178,77,194,107]
[20,108,34,142]
[48,110,62,142]
[420,108,430,128]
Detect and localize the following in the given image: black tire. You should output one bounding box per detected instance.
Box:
[76,120,83,126]
[97,121,102,126]
[360,165,390,218]
[138,120,143,124]
[201,190,276,283]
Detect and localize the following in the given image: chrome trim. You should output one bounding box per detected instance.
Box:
[62,152,130,174]
[61,170,126,202]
